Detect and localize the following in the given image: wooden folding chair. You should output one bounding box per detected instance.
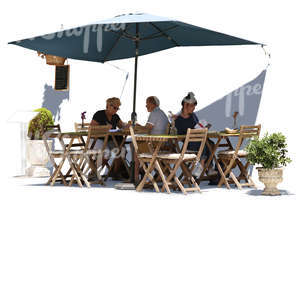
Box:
[69,125,111,187]
[129,126,169,193]
[217,124,261,189]
[42,124,69,186]
[158,128,208,195]
[50,123,87,183]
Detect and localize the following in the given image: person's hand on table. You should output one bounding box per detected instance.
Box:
[122,122,130,129]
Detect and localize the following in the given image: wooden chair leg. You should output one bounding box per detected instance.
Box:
[174,176,187,195]
[190,175,201,192]
[229,171,242,190]
[181,162,201,193]
[235,158,256,188]
[155,161,171,194]
[218,157,236,189]
[86,155,106,186]
[73,160,91,188]
[143,163,160,193]
[160,160,185,193]
[69,162,83,187]
[216,159,230,189]
[51,156,67,186]
[136,160,157,192]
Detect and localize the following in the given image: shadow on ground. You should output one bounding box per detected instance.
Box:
[246,189,295,197]
[22,178,223,194]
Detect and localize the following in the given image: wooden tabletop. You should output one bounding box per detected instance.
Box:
[134,131,250,141]
[46,130,256,139]
[46,129,131,138]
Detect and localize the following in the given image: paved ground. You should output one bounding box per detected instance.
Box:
[0,176,298,300]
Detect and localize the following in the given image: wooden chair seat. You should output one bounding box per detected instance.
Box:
[49,150,64,157]
[157,153,197,160]
[67,149,104,155]
[218,149,248,157]
[137,153,153,159]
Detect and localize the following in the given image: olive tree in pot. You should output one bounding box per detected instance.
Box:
[245,132,291,195]
[26,108,54,177]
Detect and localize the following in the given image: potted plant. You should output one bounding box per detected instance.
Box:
[26,108,54,177]
[245,132,292,195]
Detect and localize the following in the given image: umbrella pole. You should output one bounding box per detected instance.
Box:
[130,24,140,185]
[131,24,139,126]
[131,54,138,125]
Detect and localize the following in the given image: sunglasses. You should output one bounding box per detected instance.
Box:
[110,104,119,111]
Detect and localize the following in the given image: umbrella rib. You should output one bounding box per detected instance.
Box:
[103,33,123,62]
[108,23,137,40]
[145,23,179,46]
[103,24,131,62]
[140,24,178,41]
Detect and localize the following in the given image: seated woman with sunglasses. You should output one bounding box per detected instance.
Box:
[90,97,129,180]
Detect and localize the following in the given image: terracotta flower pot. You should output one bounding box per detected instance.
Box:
[257,167,283,196]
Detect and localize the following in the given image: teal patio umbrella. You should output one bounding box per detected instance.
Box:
[9,13,262,123]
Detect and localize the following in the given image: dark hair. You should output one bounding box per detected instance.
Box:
[181,92,197,106]
[181,99,197,106]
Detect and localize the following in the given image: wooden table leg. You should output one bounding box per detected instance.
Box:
[198,137,222,183]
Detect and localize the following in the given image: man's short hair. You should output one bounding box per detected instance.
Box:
[147,96,160,106]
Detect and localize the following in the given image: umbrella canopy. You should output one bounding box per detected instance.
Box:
[9,13,263,122]
[9,13,261,62]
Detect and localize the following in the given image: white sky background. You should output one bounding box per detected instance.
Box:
[0,1,299,300]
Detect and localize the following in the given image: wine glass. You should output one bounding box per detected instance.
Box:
[233,111,238,129]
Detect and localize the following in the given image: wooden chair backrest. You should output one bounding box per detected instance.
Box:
[84,125,111,152]
[42,124,62,155]
[235,124,261,154]
[129,126,140,154]
[74,122,90,132]
[240,124,261,138]
[44,124,61,134]
[181,128,208,161]
[87,125,111,138]
[132,124,150,134]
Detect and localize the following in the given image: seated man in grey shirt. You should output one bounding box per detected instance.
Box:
[139,96,169,134]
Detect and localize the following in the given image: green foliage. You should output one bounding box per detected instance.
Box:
[245,132,292,169]
[28,108,54,140]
